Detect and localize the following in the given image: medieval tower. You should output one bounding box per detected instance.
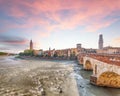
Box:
[98,34,103,49]
[30,39,33,50]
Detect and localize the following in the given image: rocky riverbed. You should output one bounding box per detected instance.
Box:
[0,56,79,96]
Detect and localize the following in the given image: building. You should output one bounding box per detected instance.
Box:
[33,49,43,56]
[70,48,78,56]
[33,50,39,56]
[51,49,55,57]
[97,34,120,54]
[76,43,97,54]
[76,44,82,54]
[43,48,78,58]
[98,34,103,49]
[30,39,33,50]
[77,44,82,51]
[97,46,120,54]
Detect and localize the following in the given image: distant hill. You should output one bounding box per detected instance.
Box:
[0,52,8,55]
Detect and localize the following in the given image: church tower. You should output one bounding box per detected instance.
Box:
[30,39,33,50]
[98,34,103,49]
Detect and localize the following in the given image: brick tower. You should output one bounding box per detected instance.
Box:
[98,34,103,49]
[30,39,33,50]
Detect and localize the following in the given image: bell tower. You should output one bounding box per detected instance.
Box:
[98,34,103,49]
[30,39,33,50]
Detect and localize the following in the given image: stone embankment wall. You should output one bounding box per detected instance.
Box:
[18,56,77,60]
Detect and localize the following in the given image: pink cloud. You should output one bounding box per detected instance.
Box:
[0,0,120,35]
[85,18,119,32]
[9,40,28,44]
[10,7,25,18]
[0,35,28,45]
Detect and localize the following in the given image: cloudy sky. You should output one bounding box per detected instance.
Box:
[0,0,120,53]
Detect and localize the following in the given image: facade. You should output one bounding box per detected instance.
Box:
[33,49,43,56]
[97,46,120,54]
[26,34,120,57]
[55,49,68,57]
[76,43,97,54]
[84,48,97,54]
[97,34,120,54]
[77,44,82,53]
[98,34,103,49]
[41,48,77,58]
[33,50,39,56]
[38,49,44,56]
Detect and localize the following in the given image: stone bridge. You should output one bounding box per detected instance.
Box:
[79,54,120,88]
[77,53,86,64]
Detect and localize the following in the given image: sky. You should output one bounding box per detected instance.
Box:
[0,0,120,53]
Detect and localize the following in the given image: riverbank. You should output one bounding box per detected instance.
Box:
[17,55,77,61]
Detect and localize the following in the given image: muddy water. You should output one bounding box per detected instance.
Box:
[0,56,119,96]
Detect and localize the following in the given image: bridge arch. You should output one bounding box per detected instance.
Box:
[85,60,92,70]
[97,71,120,88]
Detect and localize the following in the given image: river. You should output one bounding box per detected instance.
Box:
[0,56,119,96]
[73,62,120,96]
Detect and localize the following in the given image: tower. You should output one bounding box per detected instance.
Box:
[77,44,82,50]
[30,39,33,50]
[98,34,103,49]
[77,44,82,51]
[76,43,82,54]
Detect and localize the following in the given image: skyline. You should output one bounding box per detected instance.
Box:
[0,0,120,53]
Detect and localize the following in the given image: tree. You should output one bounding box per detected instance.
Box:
[19,49,34,56]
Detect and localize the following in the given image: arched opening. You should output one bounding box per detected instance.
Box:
[85,60,92,70]
[97,71,120,88]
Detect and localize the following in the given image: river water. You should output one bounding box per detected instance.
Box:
[0,56,119,96]
[73,62,120,96]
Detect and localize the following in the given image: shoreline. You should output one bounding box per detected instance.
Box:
[17,55,77,61]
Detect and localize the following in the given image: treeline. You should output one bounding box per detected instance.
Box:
[0,52,8,55]
[19,50,33,56]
